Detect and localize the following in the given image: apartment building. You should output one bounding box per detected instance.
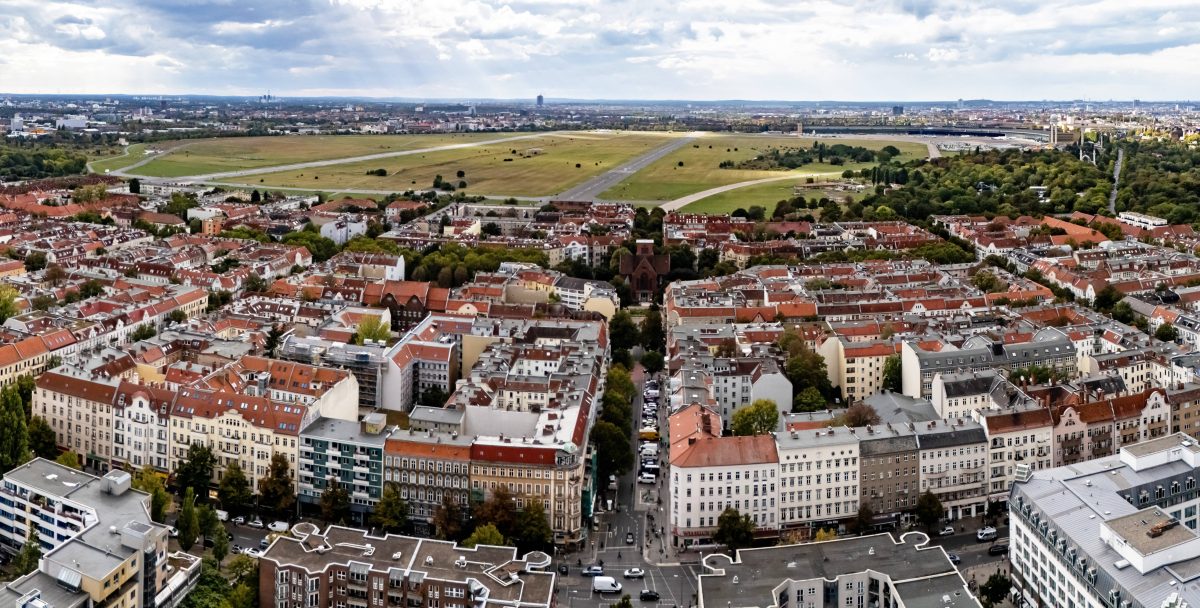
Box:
[0,460,200,608]
[34,368,120,472]
[775,428,860,538]
[914,419,988,520]
[384,430,472,536]
[973,404,1054,501]
[668,434,779,545]
[298,415,391,524]
[818,338,895,401]
[857,425,919,526]
[382,314,462,412]
[698,533,979,608]
[1010,433,1200,608]
[112,382,174,472]
[901,328,1077,398]
[258,525,555,608]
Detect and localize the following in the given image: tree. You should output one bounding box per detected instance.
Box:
[264,324,284,357]
[639,350,664,375]
[431,495,465,540]
[463,523,505,548]
[589,421,633,489]
[813,528,837,542]
[1157,322,1179,343]
[793,386,826,412]
[608,311,641,351]
[211,522,230,566]
[130,324,156,341]
[713,507,755,551]
[610,595,634,608]
[372,483,409,534]
[10,528,41,577]
[198,504,220,541]
[226,554,259,583]
[44,263,67,287]
[1092,284,1124,312]
[250,189,261,203]
[1111,301,1135,324]
[0,386,29,474]
[228,582,256,608]
[731,399,779,436]
[24,251,46,272]
[258,453,296,515]
[132,466,170,523]
[640,309,665,353]
[978,572,1012,608]
[715,338,739,358]
[914,490,944,531]
[355,315,391,345]
[55,451,81,470]
[882,355,902,393]
[840,402,881,427]
[178,487,200,551]
[175,443,216,499]
[512,500,553,553]
[281,230,339,262]
[474,486,517,538]
[28,416,58,459]
[218,461,253,517]
[320,477,352,523]
[0,285,19,324]
[848,504,875,536]
[128,178,141,194]
[784,345,833,401]
[167,309,187,324]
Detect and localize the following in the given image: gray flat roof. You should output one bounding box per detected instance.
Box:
[1107,507,1197,557]
[301,417,387,446]
[698,532,977,608]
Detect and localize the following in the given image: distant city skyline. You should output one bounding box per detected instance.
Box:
[1,0,1198,101]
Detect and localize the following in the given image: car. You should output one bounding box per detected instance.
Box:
[938,526,955,537]
[232,516,245,525]
[638,473,656,484]
[625,532,635,544]
[557,564,569,575]
[946,553,961,565]
[259,538,271,550]
[987,543,1009,556]
[639,590,660,602]
[248,518,264,529]
[623,568,645,579]
[243,548,265,559]
[976,526,997,541]
[582,565,604,577]
[167,526,179,537]
[268,521,290,532]
[215,509,229,522]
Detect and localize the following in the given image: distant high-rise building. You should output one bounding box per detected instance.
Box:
[536,94,544,107]
[957,98,964,109]
[892,105,904,116]
[1133,99,1141,108]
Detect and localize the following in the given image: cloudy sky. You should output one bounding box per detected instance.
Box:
[1,0,1198,101]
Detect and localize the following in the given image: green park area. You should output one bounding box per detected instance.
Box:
[126,132,515,178]
[236,132,673,197]
[87,143,149,174]
[600,135,927,203]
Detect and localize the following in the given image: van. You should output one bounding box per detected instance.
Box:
[592,576,622,594]
[976,527,997,542]
[639,428,659,441]
[640,444,659,456]
[215,509,229,522]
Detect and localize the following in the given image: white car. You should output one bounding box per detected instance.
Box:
[167,526,179,538]
[637,473,656,484]
[623,568,645,579]
[268,521,290,532]
[248,518,264,529]
[938,526,955,537]
[243,548,264,558]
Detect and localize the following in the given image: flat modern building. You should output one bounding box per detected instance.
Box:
[698,532,980,608]
[298,414,392,524]
[0,459,200,608]
[1010,433,1200,608]
[258,524,555,608]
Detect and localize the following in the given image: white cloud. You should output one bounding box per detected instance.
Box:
[0,0,1197,99]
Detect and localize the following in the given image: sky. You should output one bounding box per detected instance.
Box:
[1,0,1198,101]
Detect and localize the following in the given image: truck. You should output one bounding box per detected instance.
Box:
[592,576,622,594]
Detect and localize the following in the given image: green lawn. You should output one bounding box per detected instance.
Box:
[233,132,675,197]
[127,133,524,178]
[601,135,927,201]
[88,144,148,174]
[678,177,872,214]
